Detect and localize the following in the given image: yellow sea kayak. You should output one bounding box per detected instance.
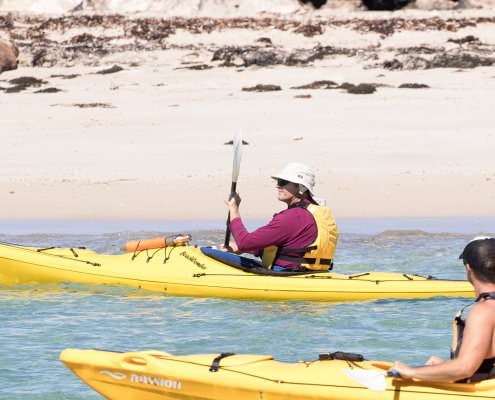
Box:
[60,348,495,400]
[0,242,473,301]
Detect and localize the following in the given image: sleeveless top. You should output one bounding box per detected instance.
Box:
[451,291,495,376]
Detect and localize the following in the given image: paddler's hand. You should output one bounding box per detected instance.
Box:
[224,192,241,219]
[390,361,413,379]
[225,192,241,208]
[221,243,239,253]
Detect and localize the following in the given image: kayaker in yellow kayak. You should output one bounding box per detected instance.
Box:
[391,237,495,382]
[223,162,338,272]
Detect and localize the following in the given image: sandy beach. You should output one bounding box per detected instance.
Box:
[1,1,495,223]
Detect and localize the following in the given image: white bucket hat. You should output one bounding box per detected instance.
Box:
[272,162,316,195]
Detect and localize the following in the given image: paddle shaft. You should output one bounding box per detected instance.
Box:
[224,181,237,247]
[224,129,243,248]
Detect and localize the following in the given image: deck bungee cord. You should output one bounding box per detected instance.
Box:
[0,241,101,267]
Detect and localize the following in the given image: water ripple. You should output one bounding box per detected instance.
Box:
[0,229,475,398]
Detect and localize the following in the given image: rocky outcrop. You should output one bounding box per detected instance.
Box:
[0,39,18,73]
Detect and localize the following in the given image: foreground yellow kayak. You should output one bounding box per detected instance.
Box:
[60,348,495,400]
[0,242,473,301]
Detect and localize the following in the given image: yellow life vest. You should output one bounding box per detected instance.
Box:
[261,203,338,271]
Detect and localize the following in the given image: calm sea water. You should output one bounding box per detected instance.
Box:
[1,218,494,399]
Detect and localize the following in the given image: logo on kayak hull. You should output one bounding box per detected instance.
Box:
[99,370,182,390]
[99,370,126,380]
[130,374,182,389]
[180,251,206,270]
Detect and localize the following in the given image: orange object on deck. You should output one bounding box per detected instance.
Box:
[123,235,191,252]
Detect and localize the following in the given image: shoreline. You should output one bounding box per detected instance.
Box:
[2,216,495,235]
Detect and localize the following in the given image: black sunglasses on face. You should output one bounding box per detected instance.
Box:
[276,179,290,187]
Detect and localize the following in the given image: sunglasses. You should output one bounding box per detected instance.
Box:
[276,179,290,187]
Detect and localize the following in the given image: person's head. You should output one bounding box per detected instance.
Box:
[459,237,495,284]
[271,162,317,205]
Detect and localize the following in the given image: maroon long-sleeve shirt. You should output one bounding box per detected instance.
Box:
[230,202,317,268]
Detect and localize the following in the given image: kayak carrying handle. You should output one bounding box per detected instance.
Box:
[121,355,148,370]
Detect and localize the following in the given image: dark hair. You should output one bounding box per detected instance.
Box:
[459,238,495,283]
[305,191,319,206]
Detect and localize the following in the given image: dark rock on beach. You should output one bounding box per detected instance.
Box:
[96,65,124,74]
[181,64,213,70]
[31,49,49,67]
[399,83,430,88]
[291,80,338,89]
[34,87,62,93]
[212,45,354,68]
[429,53,495,69]
[382,51,495,70]
[448,35,482,45]
[293,23,325,37]
[338,82,355,90]
[255,37,273,46]
[127,18,175,41]
[396,46,443,56]
[5,76,47,92]
[50,73,80,79]
[344,83,377,94]
[71,103,114,108]
[242,84,282,92]
[212,46,281,67]
[294,94,312,99]
[382,59,404,70]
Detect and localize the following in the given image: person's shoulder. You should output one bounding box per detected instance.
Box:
[479,299,495,313]
[468,300,495,325]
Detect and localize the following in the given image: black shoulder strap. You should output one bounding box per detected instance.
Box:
[451,308,466,359]
[451,292,495,359]
[476,292,495,302]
